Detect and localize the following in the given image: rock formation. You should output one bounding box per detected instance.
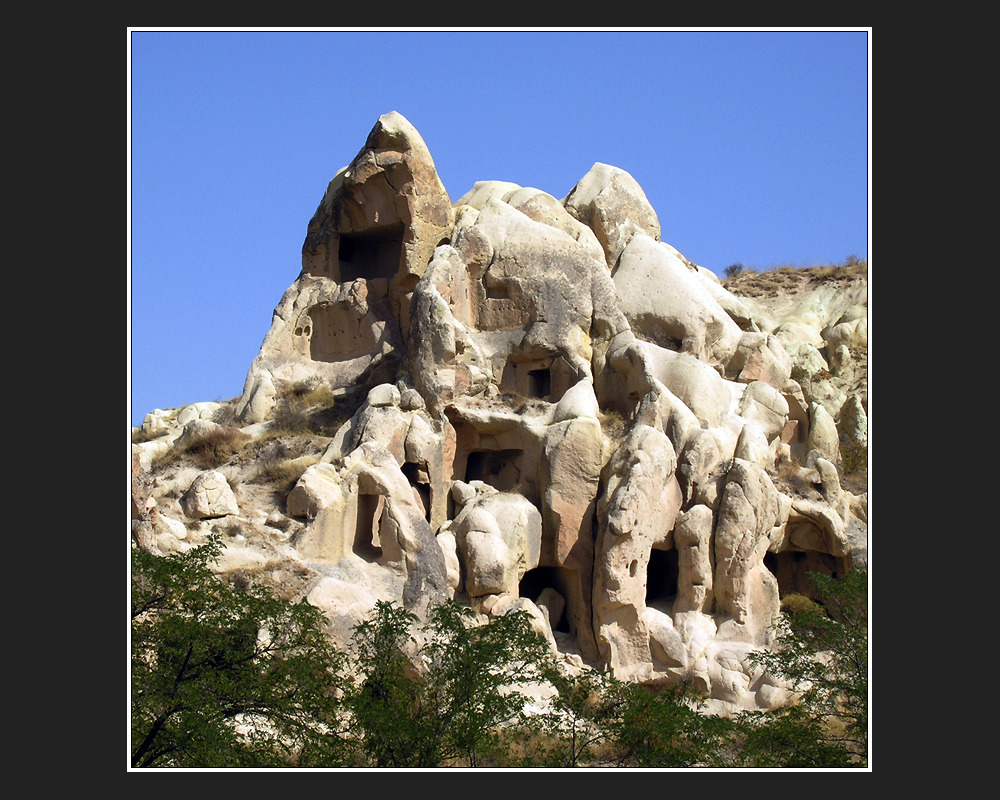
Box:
[132,112,868,711]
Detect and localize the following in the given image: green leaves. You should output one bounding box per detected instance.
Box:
[739,568,869,767]
[347,601,435,768]
[347,599,550,767]
[131,536,346,768]
[608,682,731,768]
[132,541,867,769]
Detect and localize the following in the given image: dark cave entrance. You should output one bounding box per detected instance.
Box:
[337,224,404,283]
[764,550,850,600]
[519,566,571,633]
[645,547,679,611]
[464,449,524,495]
[401,461,432,523]
[354,493,384,563]
[527,368,552,400]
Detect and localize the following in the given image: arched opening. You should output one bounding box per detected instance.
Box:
[401,461,432,523]
[464,449,524,495]
[527,368,551,400]
[765,550,850,600]
[519,566,571,633]
[354,493,384,563]
[645,547,679,612]
[337,224,404,283]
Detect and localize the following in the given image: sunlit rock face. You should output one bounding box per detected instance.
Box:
[137,112,867,711]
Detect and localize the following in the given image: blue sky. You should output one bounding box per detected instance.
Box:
[129,29,870,428]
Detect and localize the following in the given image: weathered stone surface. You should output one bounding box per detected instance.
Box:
[593,424,683,676]
[454,491,542,599]
[563,162,661,268]
[132,113,868,712]
[182,470,239,519]
[713,460,780,639]
[808,402,842,464]
[614,233,744,368]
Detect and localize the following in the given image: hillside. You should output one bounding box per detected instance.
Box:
[131,112,868,717]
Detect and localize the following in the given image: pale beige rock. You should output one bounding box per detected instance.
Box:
[454,491,542,598]
[455,181,523,209]
[139,408,177,438]
[436,528,462,595]
[237,277,404,423]
[177,402,225,426]
[551,377,600,423]
[735,420,776,469]
[729,332,793,388]
[614,234,743,369]
[367,383,401,407]
[642,605,688,671]
[839,393,868,451]
[174,419,251,453]
[675,423,739,506]
[290,443,449,619]
[563,162,661,268]
[542,414,604,659]
[237,112,454,423]
[808,402,842,464]
[182,470,239,519]
[639,342,743,430]
[713,460,780,639]
[504,186,607,266]
[594,425,683,677]
[787,498,850,557]
[814,457,842,503]
[694,267,758,332]
[459,182,606,267]
[738,381,790,441]
[673,505,715,613]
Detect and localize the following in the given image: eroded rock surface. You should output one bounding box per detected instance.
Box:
[132,112,868,711]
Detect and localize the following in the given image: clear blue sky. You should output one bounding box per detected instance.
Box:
[129,29,870,428]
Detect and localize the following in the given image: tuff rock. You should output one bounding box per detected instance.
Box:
[131,112,869,712]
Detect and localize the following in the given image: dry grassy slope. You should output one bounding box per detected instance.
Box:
[721,261,868,301]
[722,263,868,391]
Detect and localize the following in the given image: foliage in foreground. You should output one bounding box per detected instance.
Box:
[515,668,737,768]
[131,536,347,767]
[348,599,550,767]
[736,567,868,767]
[131,537,868,768]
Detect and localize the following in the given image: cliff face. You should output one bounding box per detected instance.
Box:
[132,112,867,711]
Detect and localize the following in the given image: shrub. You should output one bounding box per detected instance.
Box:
[741,569,868,767]
[270,381,340,436]
[781,592,821,614]
[347,600,550,768]
[131,535,348,768]
[184,425,249,469]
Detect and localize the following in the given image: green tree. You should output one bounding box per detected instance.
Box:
[346,601,436,767]
[606,681,737,768]
[347,600,550,767]
[736,568,869,767]
[130,536,347,768]
[517,667,740,768]
[521,664,619,767]
[525,569,868,769]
